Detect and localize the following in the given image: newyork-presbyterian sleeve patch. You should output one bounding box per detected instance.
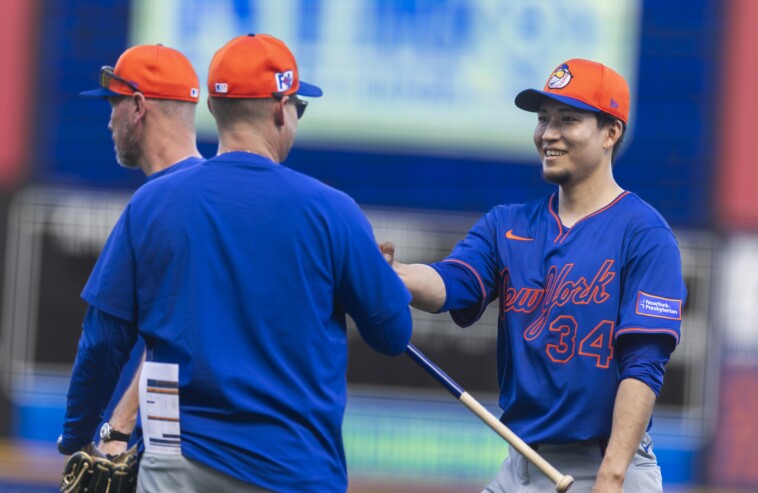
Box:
[635,291,682,320]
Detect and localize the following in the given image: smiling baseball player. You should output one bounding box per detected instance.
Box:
[382,59,686,492]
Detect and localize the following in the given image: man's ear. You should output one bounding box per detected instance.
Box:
[131,92,147,124]
[274,96,287,126]
[605,119,623,150]
[207,97,214,116]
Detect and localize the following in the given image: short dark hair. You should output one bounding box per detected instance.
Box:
[209,97,275,129]
[596,112,626,164]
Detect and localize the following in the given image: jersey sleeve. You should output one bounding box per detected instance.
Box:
[430,210,500,327]
[616,333,675,396]
[617,227,687,345]
[332,197,412,356]
[60,306,138,452]
[81,205,138,322]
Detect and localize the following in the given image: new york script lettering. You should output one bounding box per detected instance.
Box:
[499,260,616,340]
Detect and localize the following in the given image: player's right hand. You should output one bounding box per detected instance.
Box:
[97,440,127,458]
[378,241,395,265]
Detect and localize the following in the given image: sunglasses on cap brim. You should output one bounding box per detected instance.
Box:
[99,66,140,94]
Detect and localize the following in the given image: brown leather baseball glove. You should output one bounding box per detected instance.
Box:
[60,442,138,493]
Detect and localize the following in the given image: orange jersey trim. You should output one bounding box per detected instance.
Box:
[442,258,487,320]
[549,191,631,243]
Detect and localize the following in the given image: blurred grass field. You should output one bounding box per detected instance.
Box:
[1,438,754,493]
[0,388,730,491]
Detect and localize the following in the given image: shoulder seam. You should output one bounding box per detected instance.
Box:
[626,225,678,246]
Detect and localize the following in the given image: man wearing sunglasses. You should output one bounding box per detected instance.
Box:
[81,45,203,177]
[59,45,203,464]
[59,33,413,493]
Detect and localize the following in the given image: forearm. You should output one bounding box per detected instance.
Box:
[595,378,656,488]
[393,262,446,312]
[108,352,145,433]
[97,352,144,456]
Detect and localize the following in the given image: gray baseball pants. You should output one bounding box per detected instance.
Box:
[137,451,273,493]
[482,433,662,492]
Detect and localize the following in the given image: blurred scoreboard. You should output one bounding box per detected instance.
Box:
[130,0,642,159]
[29,0,717,224]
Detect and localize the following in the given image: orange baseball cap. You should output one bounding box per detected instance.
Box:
[81,44,200,103]
[515,59,629,124]
[208,34,322,99]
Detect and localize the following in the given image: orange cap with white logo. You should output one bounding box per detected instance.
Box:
[207,34,322,99]
[81,44,200,103]
[515,59,629,124]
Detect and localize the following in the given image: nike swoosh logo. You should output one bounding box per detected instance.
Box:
[505,230,534,241]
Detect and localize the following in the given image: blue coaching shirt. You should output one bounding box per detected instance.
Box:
[70,152,413,492]
[96,156,204,446]
[432,192,686,445]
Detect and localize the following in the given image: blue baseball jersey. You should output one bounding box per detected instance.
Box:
[66,152,412,492]
[431,191,686,444]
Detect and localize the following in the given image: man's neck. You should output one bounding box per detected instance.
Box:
[216,128,280,163]
[557,174,624,228]
[142,145,201,176]
[140,125,202,177]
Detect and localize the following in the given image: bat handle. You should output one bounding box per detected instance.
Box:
[458,392,572,491]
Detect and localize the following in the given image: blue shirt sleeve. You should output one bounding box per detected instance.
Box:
[429,210,500,327]
[81,205,138,322]
[60,307,138,453]
[617,227,687,345]
[616,333,675,396]
[333,198,412,356]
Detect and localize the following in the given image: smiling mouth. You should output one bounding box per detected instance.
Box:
[544,149,567,157]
